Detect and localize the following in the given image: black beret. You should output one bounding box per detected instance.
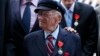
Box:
[34,0,65,15]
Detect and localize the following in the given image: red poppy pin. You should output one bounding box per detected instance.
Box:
[57,40,64,55]
[74,14,80,26]
[64,52,70,56]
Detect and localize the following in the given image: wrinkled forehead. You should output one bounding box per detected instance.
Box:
[37,10,60,14]
[38,10,51,13]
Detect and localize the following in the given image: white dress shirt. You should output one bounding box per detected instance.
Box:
[44,25,60,46]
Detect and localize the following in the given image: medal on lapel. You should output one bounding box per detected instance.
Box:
[74,14,80,26]
[57,41,63,55]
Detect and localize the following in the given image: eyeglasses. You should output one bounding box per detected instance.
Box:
[37,10,53,17]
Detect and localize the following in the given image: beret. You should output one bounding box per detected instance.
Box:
[34,0,65,15]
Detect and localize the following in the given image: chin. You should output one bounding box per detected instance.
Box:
[39,24,47,29]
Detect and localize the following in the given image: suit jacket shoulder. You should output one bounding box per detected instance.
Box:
[75,2,94,14]
[76,2,93,9]
[25,28,80,43]
[61,28,80,41]
[24,30,43,41]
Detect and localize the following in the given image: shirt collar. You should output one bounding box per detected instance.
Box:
[31,0,39,6]
[44,25,59,40]
[70,2,75,12]
[61,1,75,13]
[21,0,39,6]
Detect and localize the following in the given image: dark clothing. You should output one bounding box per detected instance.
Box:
[5,0,41,56]
[24,27,81,56]
[60,2,98,56]
[0,0,6,56]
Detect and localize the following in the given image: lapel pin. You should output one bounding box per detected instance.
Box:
[74,14,80,26]
[58,49,63,55]
[74,21,78,26]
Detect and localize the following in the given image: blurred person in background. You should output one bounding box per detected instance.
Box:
[4,0,43,56]
[0,0,7,56]
[60,0,98,56]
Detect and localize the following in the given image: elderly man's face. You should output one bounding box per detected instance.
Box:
[62,0,75,8]
[37,10,61,31]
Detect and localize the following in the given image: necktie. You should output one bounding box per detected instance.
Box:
[46,35,54,56]
[65,10,72,27]
[22,2,32,33]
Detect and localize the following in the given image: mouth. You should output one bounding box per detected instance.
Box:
[39,21,46,24]
[39,19,46,23]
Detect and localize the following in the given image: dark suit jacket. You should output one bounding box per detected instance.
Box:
[0,0,7,56]
[60,2,98,56]
[5,0,41,56]
[24,27,81,56]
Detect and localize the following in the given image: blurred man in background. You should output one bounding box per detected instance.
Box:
[60,0,98,56]
[5,0,42,56]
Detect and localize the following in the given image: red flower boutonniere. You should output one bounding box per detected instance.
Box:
[64,52,70,56]
[74,14,80,26]
[74,14,80,20]
[58,41,63,48]
[57,40,64,55]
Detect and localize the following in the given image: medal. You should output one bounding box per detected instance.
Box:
[58,48,63,55]
[74,14,80,26]
[57,41,64,55]
[74,21,78,26]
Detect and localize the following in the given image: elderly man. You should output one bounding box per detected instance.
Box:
[23,0,81,56]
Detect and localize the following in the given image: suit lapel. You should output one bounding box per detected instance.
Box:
[72,2,81,29]
[11,0,26,33]
[52,35,61,56]
[60,15,66,28]
[52,28,68,56]
[14,0,22,24]
[15,1,30,34]
[36,30,48,56]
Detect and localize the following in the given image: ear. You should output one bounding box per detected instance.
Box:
[57,14,62,23]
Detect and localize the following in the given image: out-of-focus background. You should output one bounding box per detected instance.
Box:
[78,0,100,8]
[55,0,100,8]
